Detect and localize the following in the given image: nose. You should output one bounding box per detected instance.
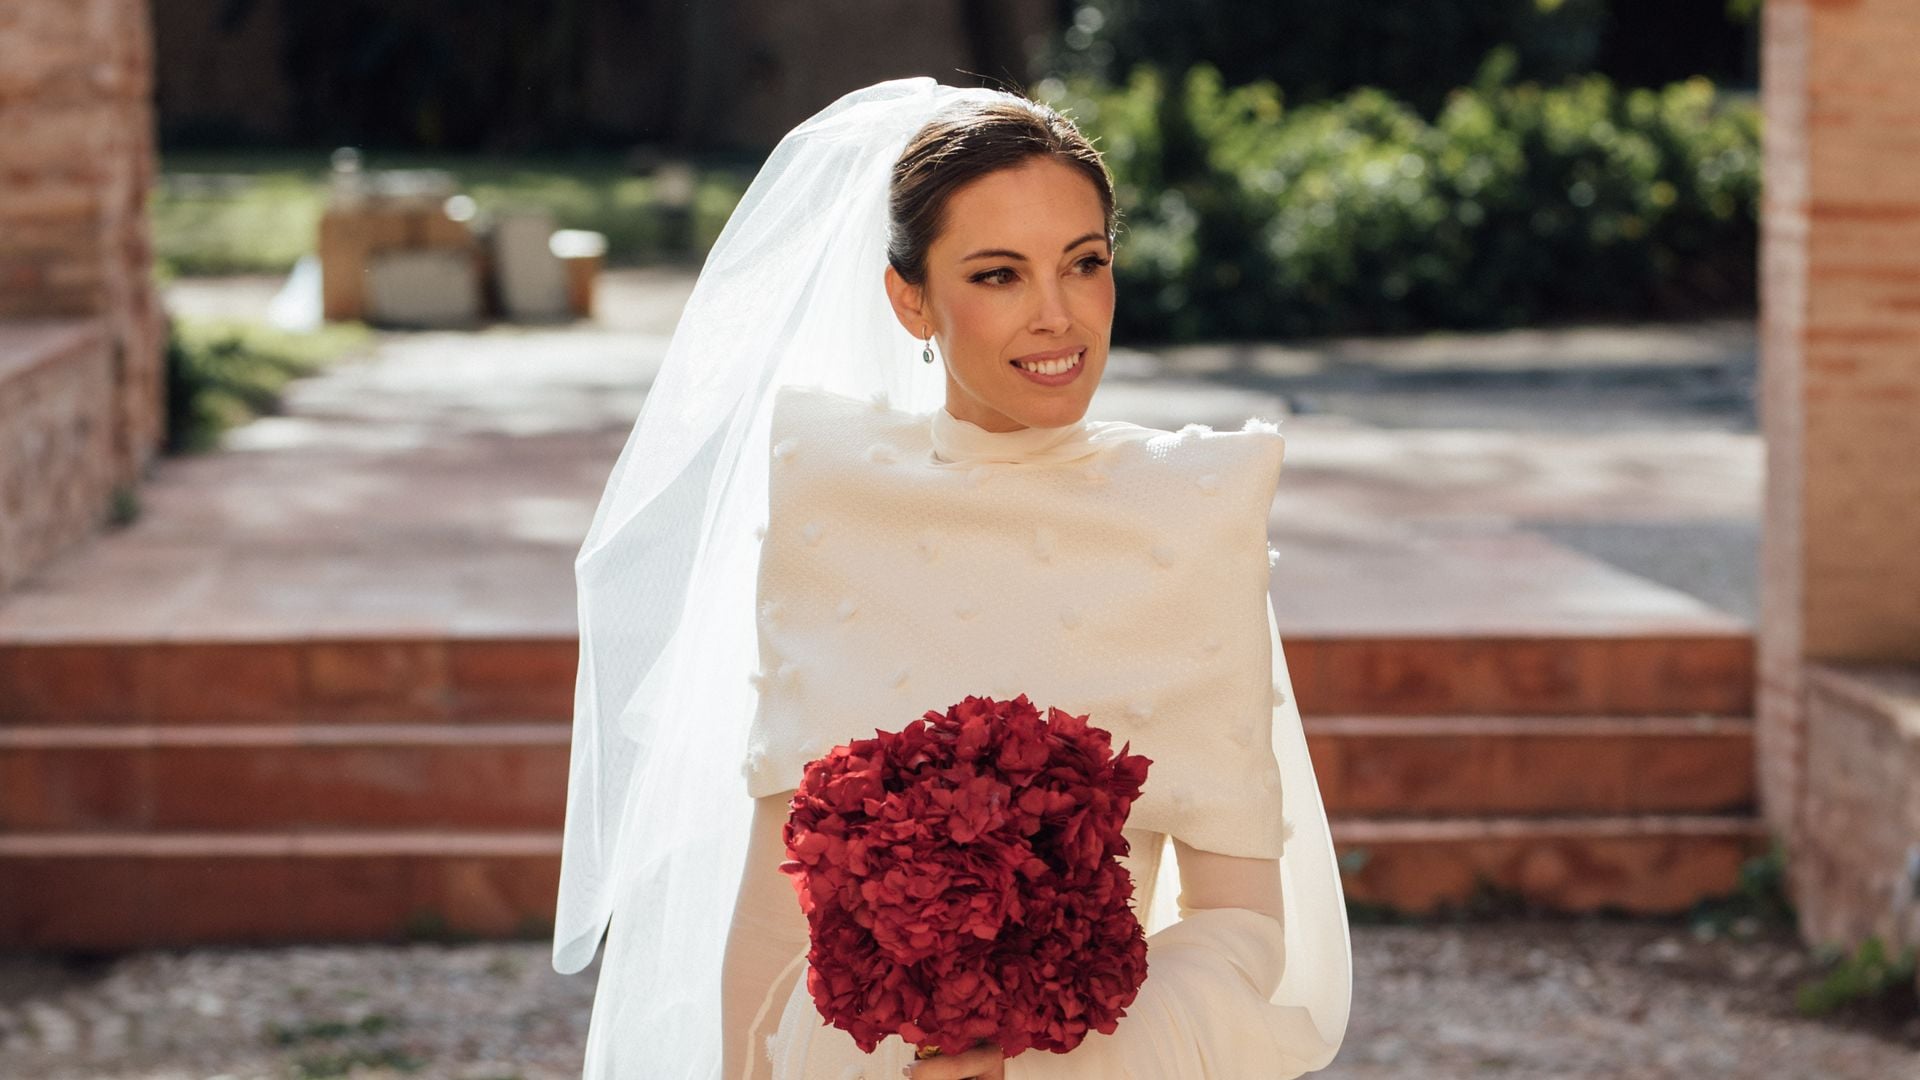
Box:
[1030,278,1071,334]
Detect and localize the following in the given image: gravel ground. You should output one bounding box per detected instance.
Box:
[2,916,1914,1080]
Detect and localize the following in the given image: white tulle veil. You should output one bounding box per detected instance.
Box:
[553,75,1351,1079]
[554,76,1000,1075]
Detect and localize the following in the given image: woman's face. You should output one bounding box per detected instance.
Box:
[884,156,1115,433]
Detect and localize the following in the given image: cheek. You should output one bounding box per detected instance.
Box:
[1074,275,1117,326]
[944,289,1019,359]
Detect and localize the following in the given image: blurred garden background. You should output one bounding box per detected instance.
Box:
[7,0,1920,1077]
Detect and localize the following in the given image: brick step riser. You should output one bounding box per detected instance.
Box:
[0,633,1753,725]
[0,846,560,952]
[0,639,579,726]
[1,736,571,831]
[1306,717,1755,816]
[0,821,1767,951]
[1333,817,1774,916]
[2,718,1751,829]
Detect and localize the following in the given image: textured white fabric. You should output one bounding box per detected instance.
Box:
[721,385,1352,1078]
[560,80,1001,1080]
[743,384,1290,858]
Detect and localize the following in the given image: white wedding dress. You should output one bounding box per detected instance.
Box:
[714,387,1352,1079]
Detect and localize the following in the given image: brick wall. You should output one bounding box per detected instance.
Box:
[1796,667,1920,953]
[0,0,165,591]
[1760,0,1920,960]
[0,323,119,591]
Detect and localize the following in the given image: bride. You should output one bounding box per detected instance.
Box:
[552,77,1351,1080]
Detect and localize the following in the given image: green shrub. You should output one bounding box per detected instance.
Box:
[1043,0,1756,117]
[1796,935,1919,1018]
[162,313,372,454]
[1041,52,1759,342]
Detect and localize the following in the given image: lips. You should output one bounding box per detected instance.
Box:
[1013,345,1083,364]
[1010,348,1086,385]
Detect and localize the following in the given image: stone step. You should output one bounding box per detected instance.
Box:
[0,713,1752,832]
[1305,714,1755,816]
[1332,814,1773,916]
[0,638,579,726]
[0,813,1769,950]
[0,630,1752,725]
[1286,631,1753,717]
[0,831,560,951]
[0,723,570,831]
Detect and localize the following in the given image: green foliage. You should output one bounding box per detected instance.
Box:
[1688,836,1797,938]
[155,150,754,278]
[162,313,372,454]
[1040,57,1759,342]
[1045,0,1756,114]
[1796,935,1919,1018]
[153,168,327,277]
[108,485,141,528]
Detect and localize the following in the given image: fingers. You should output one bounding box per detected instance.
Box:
[903,1044,1006,1079]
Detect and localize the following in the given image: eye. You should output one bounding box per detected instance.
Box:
[971,267,1016,286]
[1076,254,1111,275]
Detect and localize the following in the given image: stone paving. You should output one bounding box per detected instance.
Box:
[2,917,1915,1078]
[0,270,1757,642]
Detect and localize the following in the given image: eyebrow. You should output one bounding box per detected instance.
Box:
[960,231,1109,262]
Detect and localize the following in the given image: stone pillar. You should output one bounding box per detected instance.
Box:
[1759,0,1920,955]
[0,0,168,482]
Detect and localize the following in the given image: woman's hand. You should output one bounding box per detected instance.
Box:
[902,1042,1006,1079]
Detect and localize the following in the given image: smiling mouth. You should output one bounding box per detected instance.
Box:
[1011,350,1084,376]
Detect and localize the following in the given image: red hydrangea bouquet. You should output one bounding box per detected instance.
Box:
[779,692,1154,1061]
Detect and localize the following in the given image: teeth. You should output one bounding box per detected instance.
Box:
[1015,350,1083,376]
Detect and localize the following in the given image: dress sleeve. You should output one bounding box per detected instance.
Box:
[722,789,811,1080]
[1001,838,1331,1080]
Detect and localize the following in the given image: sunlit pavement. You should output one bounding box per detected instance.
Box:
[2,269,1756,641]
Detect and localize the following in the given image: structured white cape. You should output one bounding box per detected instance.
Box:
[746,386,1351,1076]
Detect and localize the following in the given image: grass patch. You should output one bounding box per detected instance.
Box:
[162,313,373,454]
[155,149,754,279]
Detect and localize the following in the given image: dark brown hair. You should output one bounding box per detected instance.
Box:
[887,94,1119,287]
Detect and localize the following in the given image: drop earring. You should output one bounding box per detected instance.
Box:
[921,328,934,364]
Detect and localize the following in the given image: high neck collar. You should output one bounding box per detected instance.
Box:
[928,405,1095,465]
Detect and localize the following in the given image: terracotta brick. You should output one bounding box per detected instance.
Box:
[0,857,149,950]
[0,839,563,949]
[287,855,413,940]
[412,854,562,937]
[303,639,451,723]
[146,744,306,828]
[0,642,147,724]
[1334,818,1772,915]
[1459,636,1608,715]
[421,742,569,830]
[139,854,301,946]
[145,642,303,724]
[1480,730,1635,815]
[1312,638,1473,716]
[447,638,577,722]
[1628,728,1757,813]
[1598,635,1753,716]
[0,744,151,829]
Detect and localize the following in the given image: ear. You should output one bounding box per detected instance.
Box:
[882,263,931,339]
